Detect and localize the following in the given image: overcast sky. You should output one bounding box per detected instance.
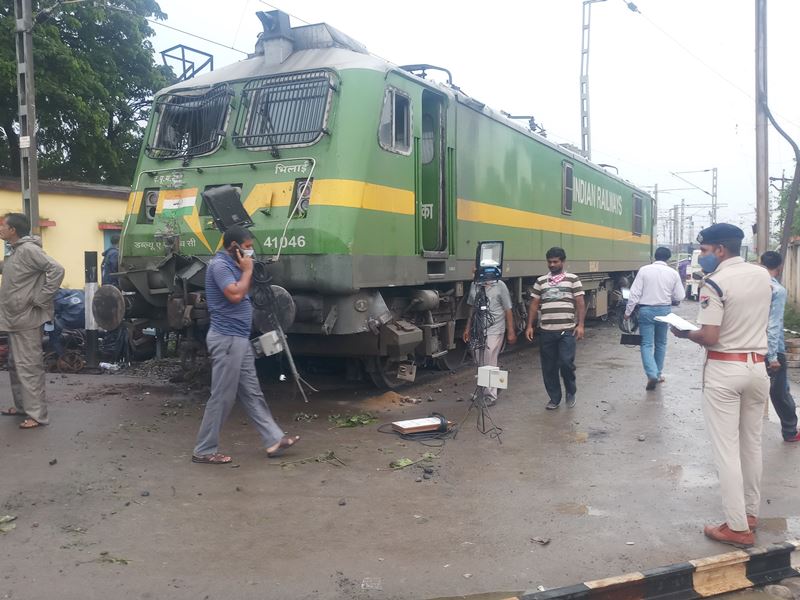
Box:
[150,0,800,246]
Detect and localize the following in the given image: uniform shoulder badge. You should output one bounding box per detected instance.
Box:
[699,295,710,308]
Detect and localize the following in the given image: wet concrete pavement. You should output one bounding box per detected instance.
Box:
[1,303,798,600]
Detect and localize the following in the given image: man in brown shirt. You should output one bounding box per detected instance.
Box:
[0,213,65,428]
[671,223,771,548]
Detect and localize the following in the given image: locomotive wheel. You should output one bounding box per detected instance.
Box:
[435,338,469,371]
[363,356,406,390]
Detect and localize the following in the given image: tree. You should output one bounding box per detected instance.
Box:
[776,175,800,239]
[0,0,176,185]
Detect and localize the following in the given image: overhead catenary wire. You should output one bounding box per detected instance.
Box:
[622,0,800,131]
[100,3,249,55]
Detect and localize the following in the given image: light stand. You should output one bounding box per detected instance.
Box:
[456,278,503,443]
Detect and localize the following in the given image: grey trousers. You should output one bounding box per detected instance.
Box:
[8,327,48,424]
[193,330,284,456]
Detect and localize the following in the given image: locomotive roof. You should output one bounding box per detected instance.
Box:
[157,47,388,95]
[156,14,650,198]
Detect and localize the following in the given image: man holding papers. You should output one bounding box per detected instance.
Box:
[624,247,685,390]
[670,223,771,549]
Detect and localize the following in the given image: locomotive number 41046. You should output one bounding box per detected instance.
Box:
[262,235,307,249]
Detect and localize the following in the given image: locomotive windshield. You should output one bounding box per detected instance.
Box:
[232,70,334,150]
[146,84,233,160]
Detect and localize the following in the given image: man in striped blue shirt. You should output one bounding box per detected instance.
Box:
[192,226,300,464]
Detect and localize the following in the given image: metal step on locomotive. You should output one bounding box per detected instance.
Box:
[96,10,655,388]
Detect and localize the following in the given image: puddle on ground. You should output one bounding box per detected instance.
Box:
[759,516,800,534]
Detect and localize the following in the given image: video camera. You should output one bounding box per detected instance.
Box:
[475,240,504,282]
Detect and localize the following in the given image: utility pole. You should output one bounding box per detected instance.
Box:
[672,204,679,251]
[755,0,769,254]
[13,0,40,234]
[652,183,658,247]
[711,167,718,223]
[580,0,607,160]
[679,199,685,251]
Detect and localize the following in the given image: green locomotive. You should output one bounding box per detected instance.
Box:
[117,10,654,386]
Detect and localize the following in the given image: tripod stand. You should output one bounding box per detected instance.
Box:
[456,283,503,443]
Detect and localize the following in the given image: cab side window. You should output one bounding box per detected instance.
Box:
[562,161,574,215]
[632,194,644,236]
[379,87,411,155]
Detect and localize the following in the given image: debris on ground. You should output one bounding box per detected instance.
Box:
[61,524,87,534]
[49,458,58,465]
[293,412,319,422]
[361,577,382,591]
[329,413,377,428]
[637,434,646,442]
[531,537,551,546]
[388,451,439,470]
[338,498,347,506]
[275,450,347,469]
[97,551,130,565]
[0,515,17,534]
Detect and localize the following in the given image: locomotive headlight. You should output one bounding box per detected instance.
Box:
[144,189,160,222]
[290,177,313,217]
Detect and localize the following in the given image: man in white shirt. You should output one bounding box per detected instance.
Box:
[624,247,685,390]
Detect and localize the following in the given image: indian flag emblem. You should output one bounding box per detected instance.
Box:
[159,188,198,217]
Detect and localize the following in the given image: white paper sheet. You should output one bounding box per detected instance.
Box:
[654,313,700,331]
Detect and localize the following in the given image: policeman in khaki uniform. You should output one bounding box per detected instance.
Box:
[671,223,771,549]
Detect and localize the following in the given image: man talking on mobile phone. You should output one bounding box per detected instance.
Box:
[192,225,300,464]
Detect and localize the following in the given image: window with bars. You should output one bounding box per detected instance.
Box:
[147,85,232,160]
[232,70,334,150]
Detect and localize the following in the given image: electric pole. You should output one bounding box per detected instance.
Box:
[13,0,40,234]
[580,0,607,160]
[755,0,769,254]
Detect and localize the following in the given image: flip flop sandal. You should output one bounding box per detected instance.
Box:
[19,419,42,429]
[191,453,233,464]
[1,408,24,417]
[266,435,300,458]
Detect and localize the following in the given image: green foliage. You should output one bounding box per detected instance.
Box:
[784,305,800,334]
[0,1,176,185]
[776,178,800,240]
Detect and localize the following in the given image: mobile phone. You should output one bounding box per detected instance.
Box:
[228,241,242,259]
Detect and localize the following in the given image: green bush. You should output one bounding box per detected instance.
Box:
[784,305,800,334]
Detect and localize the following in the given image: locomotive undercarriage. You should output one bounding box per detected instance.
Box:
[115,253,630,389]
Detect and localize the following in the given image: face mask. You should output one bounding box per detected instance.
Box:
[698,252,719,274]
[242,248,255,258]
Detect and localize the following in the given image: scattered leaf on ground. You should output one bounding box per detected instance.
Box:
[390,457,414,469]
[329,413,377,428]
